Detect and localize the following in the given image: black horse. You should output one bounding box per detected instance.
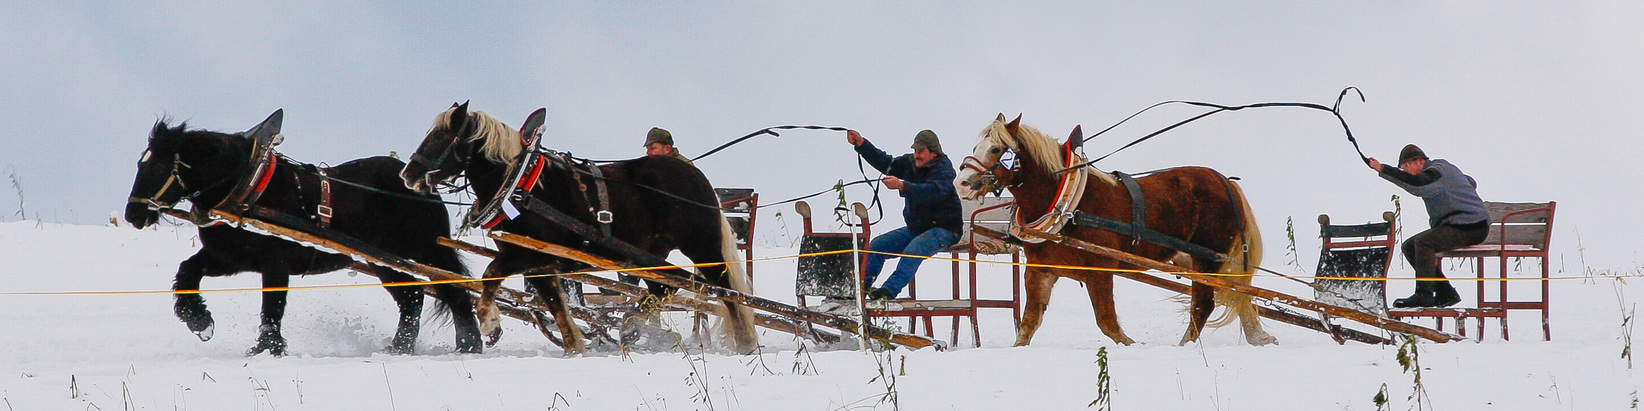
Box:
[124,114,482,356]
[400,102,757,354]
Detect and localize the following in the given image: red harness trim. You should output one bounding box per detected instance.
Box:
[480,214,505,229]
[252,153,277,195]
[516,153,547,191]
[1016,142,1080,225]
[479,153,547,230]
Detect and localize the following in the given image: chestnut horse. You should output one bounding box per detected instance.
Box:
[955,114,1273,346]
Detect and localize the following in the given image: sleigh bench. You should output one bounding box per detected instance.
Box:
[793,198,1022,348]
[1389,201,1556,341]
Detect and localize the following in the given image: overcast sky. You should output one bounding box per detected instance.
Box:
[3,2,1641,269]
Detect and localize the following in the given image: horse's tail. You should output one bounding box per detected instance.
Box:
[1206,179,1275,345]
[711,211,760,352]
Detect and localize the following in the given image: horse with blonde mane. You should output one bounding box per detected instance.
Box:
[955,114,1274,346]
[400,102,758,354]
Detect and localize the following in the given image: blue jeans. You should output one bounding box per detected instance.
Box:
[863,227,958,298]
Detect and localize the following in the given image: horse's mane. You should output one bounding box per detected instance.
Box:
[982,119,1113,184]
[432,107,520,164]
[149,119,237,146]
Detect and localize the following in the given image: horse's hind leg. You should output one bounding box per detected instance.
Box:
[372,265,425,354]
[431,284,483,353]
[1014,267,1058,346]
[1179,282,1216,345]
[1083,273,1135,345]
[173,252,230,342]
[247,272,291,357]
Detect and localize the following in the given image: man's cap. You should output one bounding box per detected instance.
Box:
[1398,144,1426,164]
[644,127,673,147]
[910,129,942,155]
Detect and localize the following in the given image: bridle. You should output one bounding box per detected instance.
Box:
[127,149,266,213]
[127,152,193,211]
[408,119,478,186]
[960,141,1019,197]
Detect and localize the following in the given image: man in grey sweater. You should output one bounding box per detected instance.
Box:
[1367,144,1491,308]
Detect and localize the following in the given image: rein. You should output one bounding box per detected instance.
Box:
[1059,87,1368,174]
[689,125,850,162]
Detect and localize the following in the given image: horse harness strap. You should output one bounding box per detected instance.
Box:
[1068,210,1225,264]
[1113,171,1145,251]
[316,167,334,230]
[509,195,700,287]
[584,161,615,237]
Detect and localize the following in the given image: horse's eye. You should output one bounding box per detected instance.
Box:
[139,150,152,163]
[990,147,1002,154]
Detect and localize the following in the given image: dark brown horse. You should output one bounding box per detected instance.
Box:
[125,117,482,356]
[954,114,1273,346]
[400,103,758,354]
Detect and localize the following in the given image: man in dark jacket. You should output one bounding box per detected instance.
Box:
[847,128,963,301]
[1368,144,1491,308]
[643,127,693,165]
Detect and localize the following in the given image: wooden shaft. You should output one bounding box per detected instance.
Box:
[490,231,941,350]
[165,208,587,343]
[973,225,1453,343]
[440,237,842,345]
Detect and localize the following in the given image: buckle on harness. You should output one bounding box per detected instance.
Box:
[596,210,614,224]
[316,205,333,219]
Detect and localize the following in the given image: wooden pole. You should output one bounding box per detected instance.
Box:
[973,226,1454,343]
[446,237,844,345]
[490,231,943,350]
[164,208,592,345]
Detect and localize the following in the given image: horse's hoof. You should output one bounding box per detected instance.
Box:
[484,327,503,347]
[246,341,287,357]
[178,310,215,341]
[192,323,215,342]
[1247,333,1278,346]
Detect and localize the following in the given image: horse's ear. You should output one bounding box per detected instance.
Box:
[995,113,1007,123]
[1005,114,1022,135]
[452,101,469,124]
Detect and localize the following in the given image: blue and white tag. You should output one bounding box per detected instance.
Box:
[502,201,521,220]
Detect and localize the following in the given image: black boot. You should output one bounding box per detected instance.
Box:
[1431,281,1461,307]
[1393,281,1435,308]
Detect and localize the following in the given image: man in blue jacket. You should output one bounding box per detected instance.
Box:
[846,129,964,301]
[1368,144,1491,308]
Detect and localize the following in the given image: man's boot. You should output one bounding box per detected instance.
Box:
[1393,280,1436,308]
[1431,281,1462,307]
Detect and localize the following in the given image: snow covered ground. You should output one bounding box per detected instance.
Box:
[1,219,1639,410]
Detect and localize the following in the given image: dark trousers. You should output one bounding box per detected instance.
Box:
[1401,221,1490,282]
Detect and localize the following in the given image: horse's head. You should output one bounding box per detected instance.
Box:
[956,113,1025,200]
[124,121,246,229]
[401,101,521,194]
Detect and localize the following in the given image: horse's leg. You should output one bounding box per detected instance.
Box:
[475,260,509,343]
[527,275,587,355]
[1083,272,1135,345]
[371,265,424,355]
[247,272,291,356]
[431,283,483,353]
[680,238,758,354]
[1014,266,1058,346]
[1179,282,1216,345]
[172,252,231,342]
